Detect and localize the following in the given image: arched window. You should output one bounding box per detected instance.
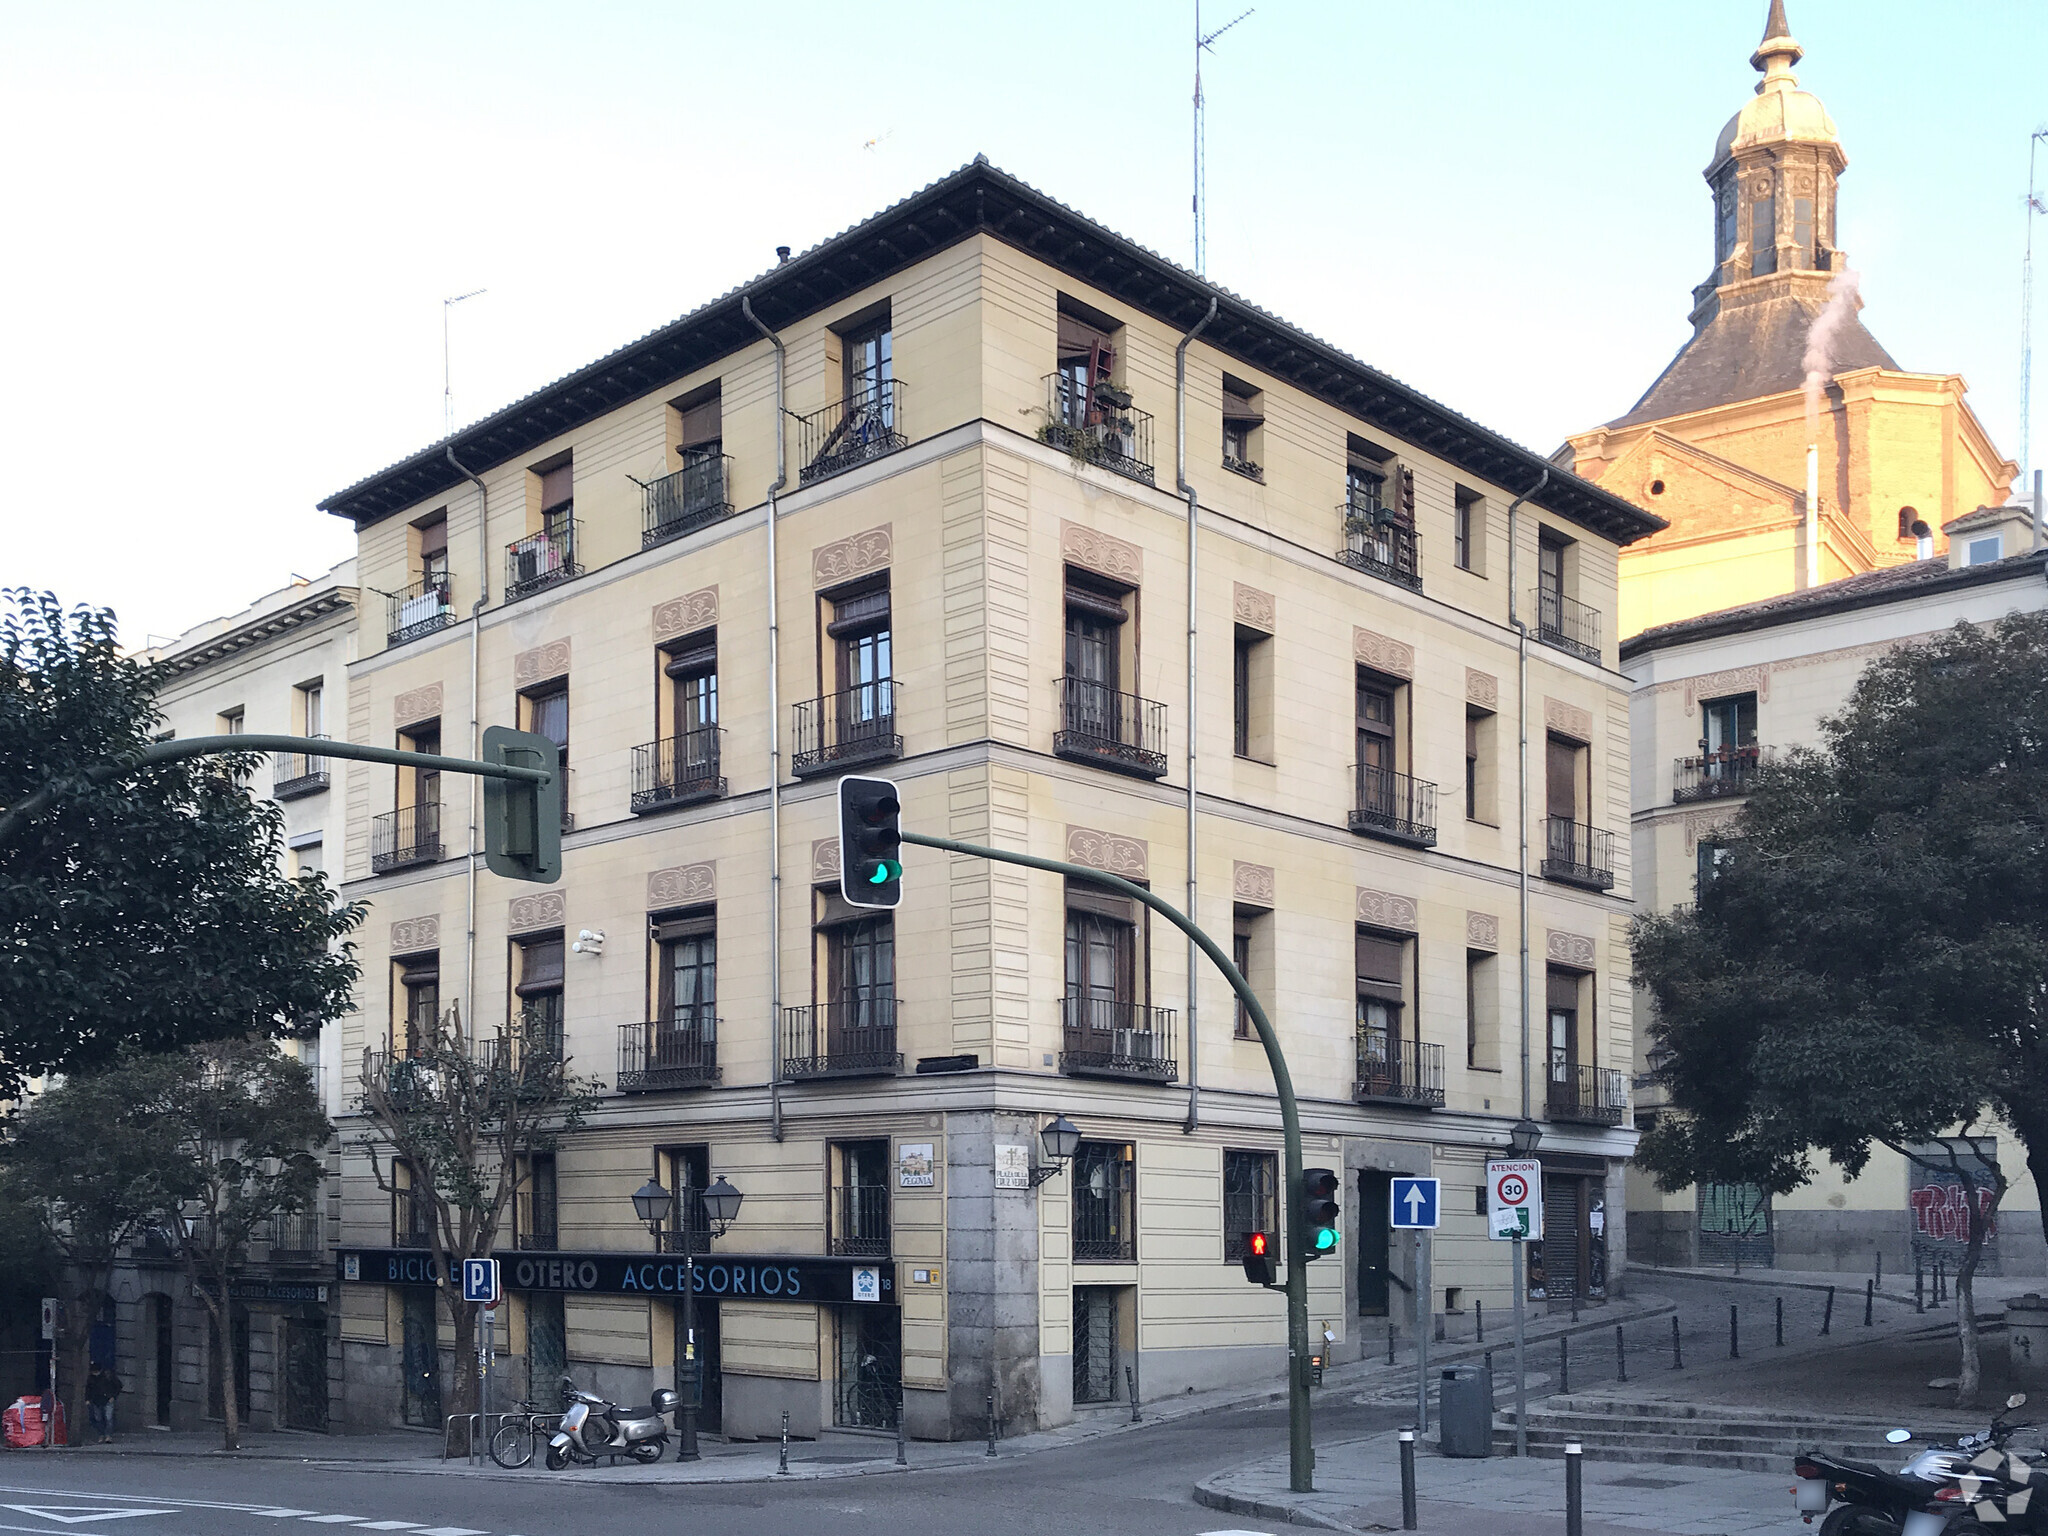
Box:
[1898,507,1919,540]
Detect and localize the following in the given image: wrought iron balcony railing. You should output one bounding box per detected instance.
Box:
[506,520,582,601]
[387,577,455,647]
[393,1191,433,1250]
[1349,765,1438,848]
[1337,499,1423,592]
[371,802,442,873]
[790,682,900,777]
[266,1210,324,1259]
[1040,373,1156,485]
[642,453,735,549]
[1354,1037,1446,1108]
[1546,1061,1629,1126]
[616,1012,720,1091]
[273,738,331,800]
[1053,677,1169,779]
[1673,746,1762,803]
[782,1000,902,1080]
[797,382,906,485]
[659,1214,712,1256]
[630,729,726,813]
[515,1192,558,1251]
[1541,817,1615,891]
[1059,996,1179,1083]
[478,1009,565,1083]
[1533,589,1601,664]
[828,1185,891,1258]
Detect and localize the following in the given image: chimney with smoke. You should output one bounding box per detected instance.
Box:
[1799,265,1863,587]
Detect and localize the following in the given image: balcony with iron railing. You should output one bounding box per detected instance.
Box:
[506,520,582,601]
[1349,765,1438,848]
[641,453,735,549]
[790,682,900,777]
[1053,677,1168,779]
[515,1191,558,1251]
[630,728,726,814]
[266,1209,324,1262]
[659,1208,712,1256]
[797,382,907,485]
[1060,996,1179,1083]
[479,1008,565,1087]
[1546,1061,1630,1126]
[1040,374,1156,485]
[1673,746,1762,804]
[361,1049,435,1110]
[828,1185,891,1258]
[1337,497,1422,592]
[1532,589,1601,664]
[393,1191,433,1250]
[273,738,330,800]
[782,999,902,1080]
[370,802,442,873]
[616,1011,720,1091]
[1541,817,1615,891]
[1354,1037,1446,1109]
[386,577,455,647]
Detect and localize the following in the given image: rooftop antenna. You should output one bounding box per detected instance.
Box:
[2021,130,2047,483]
[1193,3,1253,274]
[443,288,487,434]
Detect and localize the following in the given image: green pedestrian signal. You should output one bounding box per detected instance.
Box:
[481,725,562,884]
[837,774,903,909]
[1299,1168,1341,1261]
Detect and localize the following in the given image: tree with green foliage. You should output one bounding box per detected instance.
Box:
[1635,612,2048,1404]
[0,589,362,1099]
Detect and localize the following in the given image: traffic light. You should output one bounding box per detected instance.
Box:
[1299,1168,1341,1261]
[481,725,562,884]
[838,774,903,909]
[1241,1229,1277,1286]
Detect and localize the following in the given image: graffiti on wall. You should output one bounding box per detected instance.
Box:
[1908,1140,2001,1276]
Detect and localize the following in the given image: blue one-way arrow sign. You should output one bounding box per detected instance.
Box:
[1389,1176,1441,1230]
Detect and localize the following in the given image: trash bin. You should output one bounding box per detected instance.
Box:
[1439,1365,1494,1458]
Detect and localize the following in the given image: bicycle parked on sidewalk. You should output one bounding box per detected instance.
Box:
[487,1397,562,1469]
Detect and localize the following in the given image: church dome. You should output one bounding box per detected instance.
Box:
[1709,1,1841,173]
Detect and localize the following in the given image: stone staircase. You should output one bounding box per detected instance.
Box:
[1493,1394,1979,1472]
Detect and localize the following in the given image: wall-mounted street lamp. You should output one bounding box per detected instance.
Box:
[1030,1114,1082,1189]
[1508,1119,1543,1157]
[629,1174,743,1463]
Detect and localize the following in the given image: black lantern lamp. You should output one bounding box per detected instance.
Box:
[631,1178,673,1233]
[1030,1114,1081,1188]
[1508,1119,1543,1156]
[701,1176,744,1236]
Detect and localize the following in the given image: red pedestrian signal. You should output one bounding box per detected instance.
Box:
[1242,1229,1277,1286]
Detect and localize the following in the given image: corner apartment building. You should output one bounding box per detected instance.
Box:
[104,561,358,1434]
[321,160,1662,1440]
[1625,500,2047,1272]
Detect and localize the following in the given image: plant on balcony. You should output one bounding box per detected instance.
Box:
[1090,381,1132,411]
[1632,612,2048,1407]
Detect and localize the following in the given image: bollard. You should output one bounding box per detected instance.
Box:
[1399,1427,1418,1531]
[1559,1334,1570,1395]
[1615,1325,1627,1383]
[1570,1293,1579,1325]
[1670,1314,1684,1370]
[779,1410,790,1475]
[1864,1279,1874,1328]
[986,1391,997,1458]
[1876,1251,1883,1289]
[1565,1441,1584,1536]
[1125,1365,1141,1424]
[1937,1259,1946,1305]
[896,1390,907,1466]
[1388,1323,1396,1365]
[1822,1286,1834,1336]
[1916,1263,1925,1314]
[1484,1349,1493,1377]
[1776,1294,1785,1347]
[1475,1298,1484,1344]
[1729,1304,1739,1359]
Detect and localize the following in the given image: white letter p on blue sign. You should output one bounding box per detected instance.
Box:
[462,1258,501,1304]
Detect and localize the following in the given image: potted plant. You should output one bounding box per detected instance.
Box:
[1091,380,1132,411]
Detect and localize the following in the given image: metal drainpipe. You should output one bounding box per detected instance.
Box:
[1503,468,1548,1126]
[743,297,788,1142]
[447,446,490,1037]
[1176,297,1218,1134]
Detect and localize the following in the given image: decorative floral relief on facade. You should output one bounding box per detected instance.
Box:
[1682,811,1737,853]
[652,587,719,644]
[1232,861,1275,907]
[513,638,572,688]
[1545,697,1594,743]
[813,838,841,881]
[812,525,893,589]
[1059,521,1143,585]
[1683,664,1771,712]
[1355,888,1419,932]
[1465,668,1499,709]
[647,862,716,908]
[1546,930,1597,969]
[1065,826,1148,879]
[394,683,443,727]
[1232,584,1275,633]
[1466,911,1500,951]
[389,916,439,954]
[1353,628,1415,680]
[509,891,566,933]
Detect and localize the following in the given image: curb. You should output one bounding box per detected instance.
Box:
[1193,1479,1366,1534]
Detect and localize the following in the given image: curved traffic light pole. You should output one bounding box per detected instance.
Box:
[900,829,1317,1493]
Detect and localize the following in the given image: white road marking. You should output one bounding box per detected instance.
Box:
[0,1510,175,1526]
[251,1515,322,1522]
[353,1526,428,1533]
[410,1528,488,1536]
[0,1489,266,1514]
[297,1521,369,1528]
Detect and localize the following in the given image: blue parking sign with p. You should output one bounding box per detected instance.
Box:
[462,1258,501,1304]
[1389,1177,1441,1229]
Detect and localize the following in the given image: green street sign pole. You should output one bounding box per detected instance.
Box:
[900,830,1316,1494]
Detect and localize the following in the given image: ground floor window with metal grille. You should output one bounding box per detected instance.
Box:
[401,1290,441,1427]
[281,1315,328,1432]
[526,1292,565,1402]
[1072,1287,1122,1405]
[833,1305,900,1430]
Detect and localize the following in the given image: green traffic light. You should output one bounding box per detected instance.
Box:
[1313,1227,1339,1252]
[868,860,902,885]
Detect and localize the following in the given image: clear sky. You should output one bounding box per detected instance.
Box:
[4,0,2043,644]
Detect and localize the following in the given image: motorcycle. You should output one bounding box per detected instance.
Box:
[544,1375,681,1470]
[1794,1395,2034,1536]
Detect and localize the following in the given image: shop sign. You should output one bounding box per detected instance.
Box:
[336,1248,894,1304]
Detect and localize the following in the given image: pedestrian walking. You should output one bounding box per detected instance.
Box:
[85,1365,121,1444]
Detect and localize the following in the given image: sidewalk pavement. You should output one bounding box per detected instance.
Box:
[1197,1428,1799,1535]
[1638,1264,2048,1316]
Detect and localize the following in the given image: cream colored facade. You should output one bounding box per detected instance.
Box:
[1624,511,2048,1272]
[323,162,1659,1438]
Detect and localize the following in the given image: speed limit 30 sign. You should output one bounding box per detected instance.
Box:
[1486,1158,1543,1241]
